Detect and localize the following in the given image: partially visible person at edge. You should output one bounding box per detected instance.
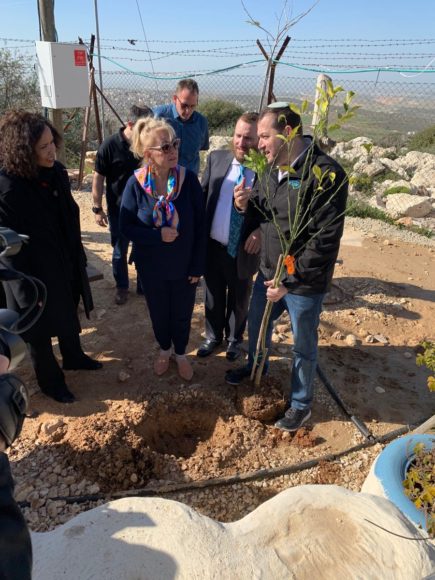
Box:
[197,112,261,362]
[0,110,102,404]
[92,104,153,305]
[120,117,206,381]
[225,103,348,432]
[0,351,32,580]
[153,78,209,175]
[0,433,32,580]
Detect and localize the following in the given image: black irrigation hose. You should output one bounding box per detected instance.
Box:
[18,419,429,509]
[317,364,376,442]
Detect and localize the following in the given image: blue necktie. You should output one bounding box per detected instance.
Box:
[227,165,245,258]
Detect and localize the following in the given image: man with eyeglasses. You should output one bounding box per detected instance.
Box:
[92,104,152,305]
[197,112,261,362]
[153,78,209,175]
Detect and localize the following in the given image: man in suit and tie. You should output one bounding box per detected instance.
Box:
[197,112,261,361]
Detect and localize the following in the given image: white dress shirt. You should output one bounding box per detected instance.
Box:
[210,158,255,246]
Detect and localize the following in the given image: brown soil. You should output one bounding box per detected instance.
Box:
[7,191,435,529]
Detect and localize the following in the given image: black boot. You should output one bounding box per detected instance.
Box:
[41,383,76,404]
[63,354,103,371]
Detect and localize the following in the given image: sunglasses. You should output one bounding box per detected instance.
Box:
[148,138,181,154]
[176,96,197,111]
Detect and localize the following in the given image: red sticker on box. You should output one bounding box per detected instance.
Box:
[74,50,87,66]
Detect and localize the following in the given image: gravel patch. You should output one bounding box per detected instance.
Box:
[346,216,435,247]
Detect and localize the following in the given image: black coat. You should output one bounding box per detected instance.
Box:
[202,149,260,280]
[249,138,348,295]
[0,162,93,342]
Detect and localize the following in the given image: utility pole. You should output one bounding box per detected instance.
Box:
[38,0,66,164]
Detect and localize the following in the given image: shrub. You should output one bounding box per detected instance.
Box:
[383,185,411,197]
[0,48,39,113]
[349,173,374,195]
[377,132,408,150]
[346,198,393,222]
[408,125,435,153]
[198,99,244,134]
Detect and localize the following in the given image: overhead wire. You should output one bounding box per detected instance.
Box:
[134,0,159,96]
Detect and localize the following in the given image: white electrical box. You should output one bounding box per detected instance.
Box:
[35,41,89,109]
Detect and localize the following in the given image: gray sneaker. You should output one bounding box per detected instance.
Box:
[274,407,311,432]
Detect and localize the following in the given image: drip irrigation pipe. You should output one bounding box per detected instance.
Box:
[317,364,376,442]
[17,420,429,509]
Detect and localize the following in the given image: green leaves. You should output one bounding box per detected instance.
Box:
[403,443,435,537]
[416,341,435,393]
[244,149,268,178]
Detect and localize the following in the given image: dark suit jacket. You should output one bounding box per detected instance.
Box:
[201,149,259,280]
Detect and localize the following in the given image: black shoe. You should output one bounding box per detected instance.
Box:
[115,288,128,305]
[197,338,222,358]
[274,407,312,432]
[225,366,252,385]
[63,355,103,371]
[225,364,268,385]
[226,341,242,362]
[42,385,76,404]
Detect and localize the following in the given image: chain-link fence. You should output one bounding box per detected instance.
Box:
[1,40,435,152]
[99,69,435,141]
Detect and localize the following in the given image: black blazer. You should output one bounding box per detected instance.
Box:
[201,149,259,280]
[0,162,93,342]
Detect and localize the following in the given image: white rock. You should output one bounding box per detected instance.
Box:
[208,135,230,151]
[345,334,358,346]
[31,486,434,579]
[354,158,385,177]
[42,419,65,437]
[375,386,386,394]
[347,136,373,148]
[373,334,389,344]
[385,194,433,218]
[398,150,435,172]
[379,158,408,179]
[411,169,435,190]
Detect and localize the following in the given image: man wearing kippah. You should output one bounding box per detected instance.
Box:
[226,103,348,432]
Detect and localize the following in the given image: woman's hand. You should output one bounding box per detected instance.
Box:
[188,276,200,284]
[161,227,179,243]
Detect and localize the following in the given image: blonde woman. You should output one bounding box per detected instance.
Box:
[120,117,205,380]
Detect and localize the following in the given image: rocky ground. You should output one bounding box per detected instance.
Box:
[6,191,435,532]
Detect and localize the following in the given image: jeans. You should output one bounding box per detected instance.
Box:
[107,207,130,290]
[247,272,325,410]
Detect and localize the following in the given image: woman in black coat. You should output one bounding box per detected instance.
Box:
[0,110,102,403]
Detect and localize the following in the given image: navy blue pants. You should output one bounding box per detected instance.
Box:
[140,277,198,355]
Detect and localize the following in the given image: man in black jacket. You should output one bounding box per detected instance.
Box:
[92,104,152,305]
[198,112,261,361]
[226,104,348,432]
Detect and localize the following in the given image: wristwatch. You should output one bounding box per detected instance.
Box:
[92,206,103,214]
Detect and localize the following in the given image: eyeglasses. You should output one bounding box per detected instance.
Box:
[148,138,181,154]
[176,96,197,111]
